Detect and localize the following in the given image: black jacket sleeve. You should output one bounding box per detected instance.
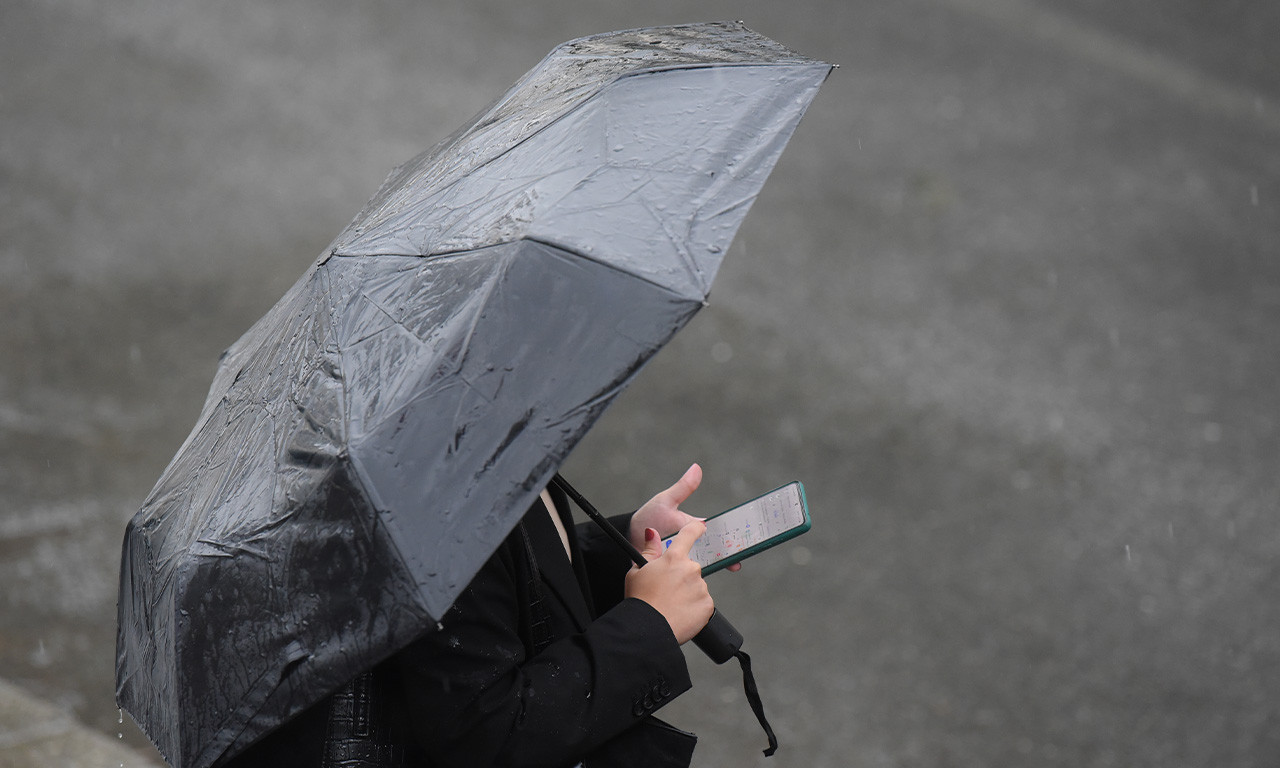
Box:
[391,528,691,768]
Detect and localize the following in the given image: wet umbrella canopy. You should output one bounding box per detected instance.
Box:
[116,22,830,768]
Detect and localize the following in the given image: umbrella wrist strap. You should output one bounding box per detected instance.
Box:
[734,649,778,757]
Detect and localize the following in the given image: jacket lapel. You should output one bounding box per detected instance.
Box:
[526,491,593,631]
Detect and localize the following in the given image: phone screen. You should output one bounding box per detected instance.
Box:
[665,481,809,573]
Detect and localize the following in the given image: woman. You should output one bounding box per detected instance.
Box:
[228,465,719,768]
[389,463,717,767]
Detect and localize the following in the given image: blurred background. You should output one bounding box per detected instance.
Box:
[2,0,1277,766]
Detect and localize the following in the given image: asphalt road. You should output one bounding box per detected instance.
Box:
[2,0,1277,766]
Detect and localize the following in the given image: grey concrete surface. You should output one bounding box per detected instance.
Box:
[0,679,161,768]
[1,0,1276,766]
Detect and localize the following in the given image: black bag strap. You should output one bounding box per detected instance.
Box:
[517,520,555,654]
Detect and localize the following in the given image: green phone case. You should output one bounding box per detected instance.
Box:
[700,481,811,576]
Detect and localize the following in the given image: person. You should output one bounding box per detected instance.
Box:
[227,464,723,768]
[388,462,724,767]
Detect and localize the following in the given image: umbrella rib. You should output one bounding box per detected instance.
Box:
[333,239,689,307]
[647,200,709,297]
[349,285,405,346]
[342,256,506,443]
[522,237,695,300]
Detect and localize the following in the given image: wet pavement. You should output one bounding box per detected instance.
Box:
[2,0,1277,766]
[0,679,161,768]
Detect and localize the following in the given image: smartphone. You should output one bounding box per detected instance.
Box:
[664,481,811,575]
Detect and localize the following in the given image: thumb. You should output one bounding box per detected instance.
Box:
[639,527,664,563]
[660,463,703,507]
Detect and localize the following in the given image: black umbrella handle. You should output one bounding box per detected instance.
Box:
[692,609,743,663]
[549,474,743,663]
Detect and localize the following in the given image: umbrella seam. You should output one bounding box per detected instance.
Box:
[330,241,695,303]
[334,58,827,256]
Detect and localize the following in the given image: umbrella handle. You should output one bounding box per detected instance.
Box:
[692,609,743,663]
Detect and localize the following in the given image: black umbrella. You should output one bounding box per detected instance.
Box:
[116,22,830,768]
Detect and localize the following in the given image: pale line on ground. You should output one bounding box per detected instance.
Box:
[936,0,1278,133]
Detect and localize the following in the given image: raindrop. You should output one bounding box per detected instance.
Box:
[31,639,52,668]
[1250,185,1259,206]
[778,416,803,446]
[1125,545,1132,562]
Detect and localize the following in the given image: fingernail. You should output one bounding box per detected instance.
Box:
[645,528,657,542]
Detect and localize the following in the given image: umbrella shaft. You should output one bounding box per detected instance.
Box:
[550,475,648,567]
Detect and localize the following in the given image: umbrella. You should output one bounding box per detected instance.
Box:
[116,21,830,768]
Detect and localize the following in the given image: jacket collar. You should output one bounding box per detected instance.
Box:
[526,485,594,630]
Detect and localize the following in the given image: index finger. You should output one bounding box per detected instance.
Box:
[662,520,706,559]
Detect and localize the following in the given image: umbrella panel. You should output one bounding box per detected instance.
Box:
[343,240,700,617]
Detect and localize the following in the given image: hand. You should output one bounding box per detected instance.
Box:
[625,522,714,644]
[628,463,741,572]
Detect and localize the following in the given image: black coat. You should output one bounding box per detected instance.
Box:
[391,484,696,767]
